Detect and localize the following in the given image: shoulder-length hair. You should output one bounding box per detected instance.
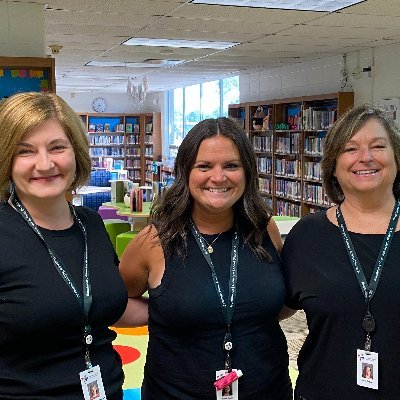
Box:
[151,117,273,260]
[321,104,400,204]
[0,92,92,201]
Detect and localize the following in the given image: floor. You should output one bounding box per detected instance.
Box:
[112,310,309,399]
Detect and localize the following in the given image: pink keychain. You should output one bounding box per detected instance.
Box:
[214,370,243,390]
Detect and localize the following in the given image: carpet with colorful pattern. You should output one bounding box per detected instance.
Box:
[112,324,300,400]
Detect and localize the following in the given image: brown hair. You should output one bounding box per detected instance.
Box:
[0,92,92,200]
[321,104,400,204]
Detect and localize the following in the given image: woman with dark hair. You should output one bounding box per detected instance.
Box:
[282,104,400,399]
[120,117,292,399]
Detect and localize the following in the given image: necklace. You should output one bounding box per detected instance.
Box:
[201,232,222,254]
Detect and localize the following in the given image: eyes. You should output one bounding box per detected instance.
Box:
[15,144,70,156]
[194,162,242,171]
[343,143,388,153]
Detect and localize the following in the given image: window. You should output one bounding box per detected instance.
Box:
[167,76,239,156]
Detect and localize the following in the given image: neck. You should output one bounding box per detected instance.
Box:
[12,192,73,230]
[339,194,397,234]
[191,208,234,234]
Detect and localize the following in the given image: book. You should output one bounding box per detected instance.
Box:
[133,124,140,133]
[104,123,111,132]
[125,123,133,133]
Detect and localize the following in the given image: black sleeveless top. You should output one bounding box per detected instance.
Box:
[142,227,292,400]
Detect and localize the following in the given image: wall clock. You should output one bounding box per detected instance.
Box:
[92,97,107,113]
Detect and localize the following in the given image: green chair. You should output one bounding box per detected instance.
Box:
[116,230,139,259]
[103,220,131,251]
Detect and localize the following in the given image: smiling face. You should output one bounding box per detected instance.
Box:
[334,118,398,201]
[11,119,76,206]
[189,135,245,219]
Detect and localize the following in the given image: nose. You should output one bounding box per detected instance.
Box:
[36,150,55,170]
[359,146,373,163]
[210,165,226,182]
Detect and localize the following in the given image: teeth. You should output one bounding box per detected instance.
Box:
[207,188,228,192]
[355,170,377,175]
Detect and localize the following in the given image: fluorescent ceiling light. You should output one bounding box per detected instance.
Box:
[123,37,239,50]
[190,0,365,12]
[86,60,184,68]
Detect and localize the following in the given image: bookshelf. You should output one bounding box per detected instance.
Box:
[229,92,354,217]
[80,112,161,186]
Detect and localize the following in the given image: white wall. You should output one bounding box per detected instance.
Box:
[239,42,400,106]
[59,91,163,114]
[0,1,45,57]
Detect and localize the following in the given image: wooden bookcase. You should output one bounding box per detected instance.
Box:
[229,92,354,217]
[0,56,56,98]
[79,112,161,186]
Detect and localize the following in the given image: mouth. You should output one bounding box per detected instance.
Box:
[30,174,62,181]
[353,170,378,175]
[204,187,230,192]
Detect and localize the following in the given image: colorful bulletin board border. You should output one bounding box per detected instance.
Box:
[0,68,50,99]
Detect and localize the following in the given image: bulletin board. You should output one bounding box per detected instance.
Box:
[0,56,56,99]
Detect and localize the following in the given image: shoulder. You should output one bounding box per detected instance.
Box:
[73,205,103,224]
[288,210,328,236]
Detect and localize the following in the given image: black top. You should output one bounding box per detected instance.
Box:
[0,203,127,399]
[282,210,400,400]
[142,228,292,400]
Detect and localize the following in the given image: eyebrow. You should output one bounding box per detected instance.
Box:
[346,137,388,144]
[17,138,70,147]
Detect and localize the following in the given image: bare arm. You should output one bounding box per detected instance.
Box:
[114,297,149,327]
[268,218,297,320]
[267,217,283,253]
[115,226,155,327]
[278,305,297,321]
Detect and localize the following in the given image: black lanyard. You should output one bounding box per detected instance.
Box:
[190,220,239,371]
[10,191,94,369]
[336,200,400,351]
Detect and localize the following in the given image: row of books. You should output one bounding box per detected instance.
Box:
[304,136,325,155]
[275,133,301,154]
[90,148,123,156]
[304,161,322,181]
[276,200,301,217]
[144,134,154,144]
[89,135,124,145]
[259,177,272,194]
[125,159,141,168]
[275,178,302,201]
[256,157,272,174]
[128,170,141,180]
[275,159,301,178]
[88,123,125,133]
[303,183,331,205]
[303,108,336,131]
[126,135,141,145]
[126,123,140,133]
[252,135,272,152]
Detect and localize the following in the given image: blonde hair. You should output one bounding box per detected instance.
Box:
[0,92,92,200]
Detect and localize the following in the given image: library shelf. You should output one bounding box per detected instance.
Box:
[228,92,354,217]
[78,112,161,186]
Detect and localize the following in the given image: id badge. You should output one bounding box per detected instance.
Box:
[357,349,378,390]
[80,365,107,400]
[215,369,239,400]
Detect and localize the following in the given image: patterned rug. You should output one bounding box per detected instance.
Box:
[112,319,304,400]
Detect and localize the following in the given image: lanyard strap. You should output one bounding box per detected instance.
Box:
[336,200,400,350]
[190,221,239,371]
[10,191,94,368]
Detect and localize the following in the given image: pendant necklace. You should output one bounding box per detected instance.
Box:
[202,232,222,254]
